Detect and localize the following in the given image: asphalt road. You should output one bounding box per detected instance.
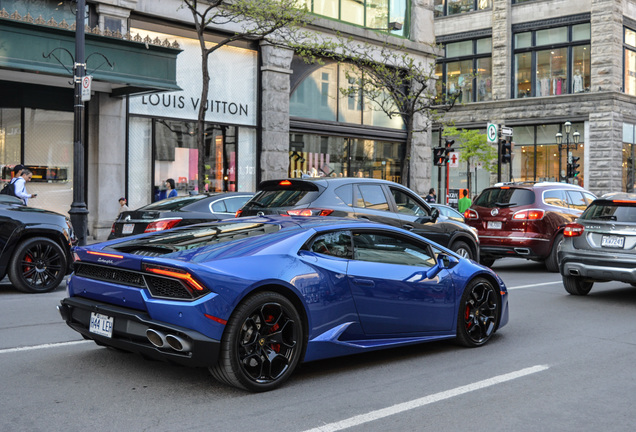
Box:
[1,259,635,432]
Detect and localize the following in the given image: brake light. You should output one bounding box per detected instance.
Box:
[143,263,207,293]
[564,223,585,237]
[110,223,116,235]
[612,200,636,203]
[512,209,545,220]
[464,209,478,220]
[279,180,292,186]
[144,218,182,233]
[500,186,510,189]
[235,209,243,218]
[286,208,335,217]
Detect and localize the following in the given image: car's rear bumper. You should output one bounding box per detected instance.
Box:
[58,296,220,368]
[479,235,551,260]
[558,248,636,283]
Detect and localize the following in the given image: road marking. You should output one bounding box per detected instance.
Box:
[0,340,90,355]
[303,365,549,432]
[507,281,562,290]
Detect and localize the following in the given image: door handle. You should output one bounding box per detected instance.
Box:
[402,224,414,230]
[352,278,375,287]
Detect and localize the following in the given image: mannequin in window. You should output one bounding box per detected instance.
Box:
[540,74,550,97]
[573,69,584,93]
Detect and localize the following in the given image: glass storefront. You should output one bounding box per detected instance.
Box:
[289,133,403,182]
[0,108,73,215]
[128,29,257,207]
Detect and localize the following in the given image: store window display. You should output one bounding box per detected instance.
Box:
[436,37,492,103]
[624,28,636,97]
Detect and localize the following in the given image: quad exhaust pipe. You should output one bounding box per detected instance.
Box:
[146,329,192,352]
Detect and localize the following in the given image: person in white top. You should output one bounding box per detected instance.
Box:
[13,169,37,205]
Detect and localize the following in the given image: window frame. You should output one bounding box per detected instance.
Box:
[512,23,591,99]
[434,0,492,18]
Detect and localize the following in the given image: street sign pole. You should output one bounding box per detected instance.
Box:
[437,129,442,203]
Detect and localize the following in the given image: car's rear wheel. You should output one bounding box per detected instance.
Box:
[451,240,473,260]
[210,292,303,392]
[456,278,500,347]
[545,233,563,272]
[8,237,66,293]
[563,276,593,296]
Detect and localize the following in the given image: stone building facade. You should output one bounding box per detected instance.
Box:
[433,0,636,198]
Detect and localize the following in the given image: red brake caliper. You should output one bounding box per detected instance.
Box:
[24,255,33,274]
[267,314,281,353]
[465,306,472,329]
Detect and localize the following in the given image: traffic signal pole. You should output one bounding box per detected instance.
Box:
[437,129,442,203]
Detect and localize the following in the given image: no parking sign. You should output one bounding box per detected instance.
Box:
[81,75,92,102]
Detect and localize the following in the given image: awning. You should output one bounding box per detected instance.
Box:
[0,16,181,96]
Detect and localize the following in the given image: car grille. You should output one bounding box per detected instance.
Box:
[74,263,196,300]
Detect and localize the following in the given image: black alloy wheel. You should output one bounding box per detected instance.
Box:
[456,278,500,347]
[210,292,303,392]
[8,237,67,293]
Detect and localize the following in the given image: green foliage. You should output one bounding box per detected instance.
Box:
[443,126,497,172]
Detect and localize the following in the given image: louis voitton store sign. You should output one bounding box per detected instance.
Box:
[129,29,257,126]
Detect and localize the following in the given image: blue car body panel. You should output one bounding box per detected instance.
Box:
[62,216,508,366]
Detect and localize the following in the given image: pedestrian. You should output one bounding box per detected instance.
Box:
[13,164,24,177]
[458,189,472,214]
[13,168,37,205]
[118,197,129,214]
[164,178,178,199]
[424,188,436,203]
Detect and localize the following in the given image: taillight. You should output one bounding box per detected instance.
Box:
[512,209,545,220]
[142,263,208,294]
[286,208,334,217]
[144,218,182,233]
[235,209,243,218]
[464,209,479,220]
[564,223,585,237]
[110,223,116,235]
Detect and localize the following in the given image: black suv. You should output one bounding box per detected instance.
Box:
[0,195,76,293]
[558,193,636,295]
[238,178,480,260]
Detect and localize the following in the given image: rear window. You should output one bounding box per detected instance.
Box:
[140,195,208,211]
[580,201,636,222]
[243,189,318,209]
[474,187,534,208]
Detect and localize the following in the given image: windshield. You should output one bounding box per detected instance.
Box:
[474,188,534,208]
[580,201,636,222]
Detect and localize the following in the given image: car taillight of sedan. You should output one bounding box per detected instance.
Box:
[286,209,334,216]
[464,209,479,220]
[144,218,182,233]
[564,223,585,237]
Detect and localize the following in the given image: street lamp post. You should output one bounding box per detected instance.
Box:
[555,121,580,183]
[70,0,89,245]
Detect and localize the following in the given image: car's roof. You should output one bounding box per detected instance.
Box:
[597,192,636,202]
[260,177,404,188]
[490,181,587,191]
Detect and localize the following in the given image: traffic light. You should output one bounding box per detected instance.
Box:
[568,156,580,178]
[433,147,445,166]
[444,139,455,164]
[500,137,512,164]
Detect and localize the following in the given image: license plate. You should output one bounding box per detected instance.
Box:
[487,221,502,229]
[89,312,114,338]
[601,235,624,248]
[122,223,134,234]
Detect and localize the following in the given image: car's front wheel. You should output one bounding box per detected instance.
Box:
[8,237,67,293]
[210,292,303,392]
[451,240,473,260]
[563,275,593,296]
[456,278,500,347]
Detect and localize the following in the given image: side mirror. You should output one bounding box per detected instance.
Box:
[425,253,459,279]
[430,208,440,222]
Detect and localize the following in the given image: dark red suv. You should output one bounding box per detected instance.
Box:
[464,182,596,271]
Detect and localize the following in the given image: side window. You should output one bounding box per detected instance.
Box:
[211,200,227,213]
[355,184,390,211]
[565,191,587,211]
[352,231,436,267]
[225,197,249,213]
[543,189,567,208]
[310,231,352,258]
[391,188,428,217]
[335,184,353,206]
[583,192,596,205]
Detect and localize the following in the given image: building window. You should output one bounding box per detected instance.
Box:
[302,0,409,37]
[513,23,591,98]
[623,123,636,192]
[624,28,636,96]
[436,37,492,103]
[434,0,491,18]
[290,63,405,129]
